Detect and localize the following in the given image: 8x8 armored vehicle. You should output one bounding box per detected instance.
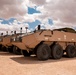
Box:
[0,31,22,55]
[11,26,76,60]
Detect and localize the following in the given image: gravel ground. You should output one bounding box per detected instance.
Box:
[0,51,76,75]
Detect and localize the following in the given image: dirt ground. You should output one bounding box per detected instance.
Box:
[0,51,76,75]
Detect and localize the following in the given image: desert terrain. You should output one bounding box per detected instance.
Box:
[0,51,76,75]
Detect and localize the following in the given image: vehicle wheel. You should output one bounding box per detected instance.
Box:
[21,50,31,57]
[51,44,63,59]
[75,45,76,57]
[36,44,51,60]
[75,51,76,57]
[13,46,21,55]
[1,46,7,52]
[7,46,13,53]
[0,45,2,51]
[66,45,76,58]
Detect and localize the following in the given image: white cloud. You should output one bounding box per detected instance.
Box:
[30,0,76,29]
[30,0,46,6]
[0,0,27,20]
[0,20,2,22]
[0,0,76,33]
[0,20,31,35]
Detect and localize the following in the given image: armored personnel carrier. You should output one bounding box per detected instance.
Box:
[0,31,22,54]
[0,33,4,51]
[11,25,76,60]
[0,32,13,52]
[9,31,22,55]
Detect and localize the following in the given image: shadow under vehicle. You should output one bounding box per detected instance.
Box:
[11,25,76,61]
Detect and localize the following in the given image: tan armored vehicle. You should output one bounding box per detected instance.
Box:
[11,25,76,60]
[0,33,8,51]
[0,32,13,51]
[0,31,21,54]
[0,33,4,51]
[9,32,22,54]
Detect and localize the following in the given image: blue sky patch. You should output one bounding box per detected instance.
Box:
[28,7,41,14]
[0,18,9,24]
[0,18,16,24]
[0,18,53,30]
[48,19,53,25]
[28,20,41,29]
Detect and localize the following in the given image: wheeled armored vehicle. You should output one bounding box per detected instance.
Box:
[10,27,76,60]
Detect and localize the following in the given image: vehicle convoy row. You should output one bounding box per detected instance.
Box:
[0,25,76,60]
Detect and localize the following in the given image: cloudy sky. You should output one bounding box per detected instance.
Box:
[0,0,76,34]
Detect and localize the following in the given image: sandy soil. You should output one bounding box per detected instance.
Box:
[0,51,76,75]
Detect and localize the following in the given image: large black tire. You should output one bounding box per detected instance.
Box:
[1,46,7,52]
[66,45,76,58]
[36,44,51,60]
[75,51,76,57]
[51,44,63,59]
[0,45,2,51]
[13,46,21,55]
[75,45,76,57]
[7,46,13,53]
[21,50,31,57]
[75,50,76,57]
